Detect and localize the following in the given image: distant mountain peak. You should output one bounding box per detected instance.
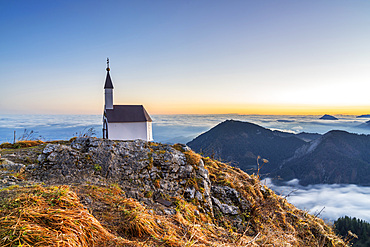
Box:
[188,120,370,186]
[187,120,306,174]
[319,114,338,120]
[356,114,370,118]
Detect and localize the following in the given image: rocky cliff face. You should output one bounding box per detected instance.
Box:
[0,138,347,246]
[28,138,214,215]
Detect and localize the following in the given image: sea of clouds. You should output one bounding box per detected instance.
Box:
[263,178,370,222]
[1,113,369,222]
[152,114,370,144]
[1,114,369,144]
[0,115,103,143]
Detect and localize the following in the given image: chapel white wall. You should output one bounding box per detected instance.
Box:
[146,122,153,141]
[108,122,152,141]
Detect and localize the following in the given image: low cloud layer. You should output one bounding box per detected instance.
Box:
[152,114,370,143]
[1,114,369,143]
[264,178,370,222]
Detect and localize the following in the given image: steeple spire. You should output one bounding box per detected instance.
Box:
[104,57,114,89]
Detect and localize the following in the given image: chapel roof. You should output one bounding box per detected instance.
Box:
[105,105,152,123]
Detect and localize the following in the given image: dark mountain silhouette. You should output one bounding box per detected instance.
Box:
[187,120,306,173]
[320,114,338,120]
[187,120,370,185]
[274,130,370,185]
[357,114,370,118]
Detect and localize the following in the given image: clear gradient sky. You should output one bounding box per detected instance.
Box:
[0,0,369,115]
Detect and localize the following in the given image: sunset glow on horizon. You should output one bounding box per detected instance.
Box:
[146,104,370,116]
[15,103,368,116]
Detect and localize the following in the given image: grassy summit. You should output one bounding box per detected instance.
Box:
[0,138,347,246]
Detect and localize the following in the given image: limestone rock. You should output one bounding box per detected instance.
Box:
[212,197,239,215]
[0,163,25,173]
[28,138,215,214]
[212,185,250,212]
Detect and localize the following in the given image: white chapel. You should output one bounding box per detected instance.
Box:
[102,59,153,141]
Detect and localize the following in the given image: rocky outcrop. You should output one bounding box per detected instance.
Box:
[0,161,25,173]
[24,138,214,214]
[1,137,253,219]
[211,185,250,215]
[0,137,348,246]
[0,158,30,187]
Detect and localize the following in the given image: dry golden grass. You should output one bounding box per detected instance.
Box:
[0,140,44,149]
[184,151,202,166]
[199,152,347,247]
[0,185,133,247]
[74,184,257,246]
[168,150,346,246]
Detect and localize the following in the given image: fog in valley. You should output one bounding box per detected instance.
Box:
[263,178,370,222]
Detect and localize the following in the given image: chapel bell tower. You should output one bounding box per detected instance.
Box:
[104,58,114,110]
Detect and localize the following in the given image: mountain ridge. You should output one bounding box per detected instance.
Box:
[187,120,307,173]
[275,130,370,185]
[187,120,370,185]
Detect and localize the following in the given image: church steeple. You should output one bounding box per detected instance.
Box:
[104,58,114,109]
[104,58,114,89]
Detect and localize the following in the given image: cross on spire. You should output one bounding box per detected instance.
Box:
[106,58,110,71]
